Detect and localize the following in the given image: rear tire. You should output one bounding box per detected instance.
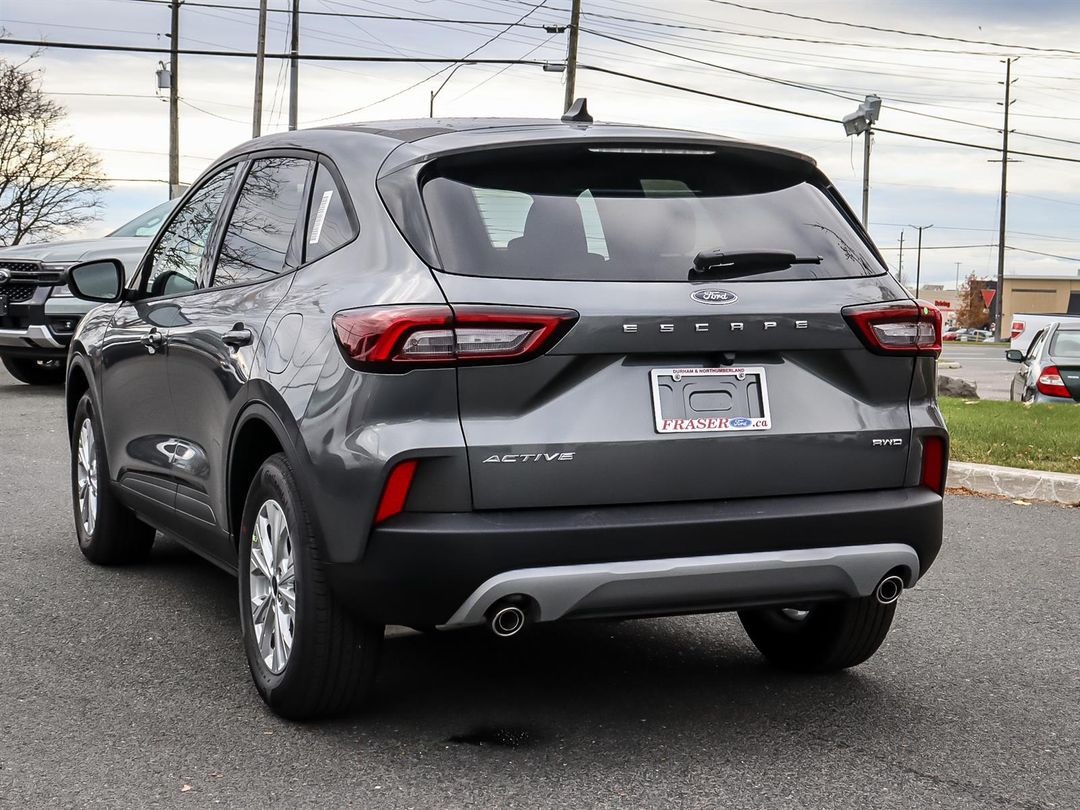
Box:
[238,453,383,720]
[71,394,156,564]
[739,596,896,673]
[2,355,65,386]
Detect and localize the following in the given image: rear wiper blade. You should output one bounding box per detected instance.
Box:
[690,249,822,278]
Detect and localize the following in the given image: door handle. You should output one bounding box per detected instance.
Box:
[222,325,253,348]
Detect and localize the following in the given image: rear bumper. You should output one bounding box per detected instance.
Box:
[329,487,943,626]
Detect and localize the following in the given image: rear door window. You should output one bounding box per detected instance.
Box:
[214,156,311,287]
[419,144,884,282]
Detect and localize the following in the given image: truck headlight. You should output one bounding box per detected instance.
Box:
[42,263,74,296]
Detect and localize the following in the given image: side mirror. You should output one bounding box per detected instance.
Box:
[66,259,125,303]
[1005,349,1024,363]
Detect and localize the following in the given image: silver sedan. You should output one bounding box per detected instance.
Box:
[1007,322,1080,403]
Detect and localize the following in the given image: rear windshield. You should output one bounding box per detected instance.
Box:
[419,145,884,282]
[1050,330,1080,358]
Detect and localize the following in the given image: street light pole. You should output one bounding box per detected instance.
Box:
[911,224,933,300]
[992,56,1018,340]
[897,230,904,285]
[861,124,872,228]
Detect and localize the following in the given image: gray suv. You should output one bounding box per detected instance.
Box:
[62,113,947,719]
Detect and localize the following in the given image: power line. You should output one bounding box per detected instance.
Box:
[121,0,553,28]
[701,0,1080,56]
[577,64,1080,165]
[0,36,549,66]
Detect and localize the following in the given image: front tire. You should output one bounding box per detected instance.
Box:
[2,355,65,385]
[71,394,156,564]
[238,453,383,720]
[739,596,896,673]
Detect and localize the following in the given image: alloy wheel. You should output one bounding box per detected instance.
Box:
[76,418,99,536]
[249,499,296,674]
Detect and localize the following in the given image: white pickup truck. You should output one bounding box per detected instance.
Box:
[1010,312,1080,355]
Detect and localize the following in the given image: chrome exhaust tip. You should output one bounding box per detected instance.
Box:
[875,574,905,605]
[488,603,527,638]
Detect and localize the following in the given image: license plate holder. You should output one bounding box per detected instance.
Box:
[650,367,772,434]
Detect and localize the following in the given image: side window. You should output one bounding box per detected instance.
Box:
[214,157,311,287]
[304,165,356,262]
[144,167,235,297]
[1027,329,1046,360]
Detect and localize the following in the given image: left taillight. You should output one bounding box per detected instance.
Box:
[1036,365,1071,398]
[332,305,577,370]
[843,300,942,357]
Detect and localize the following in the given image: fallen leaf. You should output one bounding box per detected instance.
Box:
[181,785,193,793]
[209,772,224,779]
[1012,499,1031,506]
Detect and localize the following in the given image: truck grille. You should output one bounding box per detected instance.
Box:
[4,283,36,303]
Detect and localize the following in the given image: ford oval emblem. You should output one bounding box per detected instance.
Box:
[690,288,738,305]
[730,417,753,428]
[0,269,10,286]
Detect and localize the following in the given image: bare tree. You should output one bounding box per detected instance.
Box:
[0,56,106,245]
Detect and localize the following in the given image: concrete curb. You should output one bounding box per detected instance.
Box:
[947,461,1080,505]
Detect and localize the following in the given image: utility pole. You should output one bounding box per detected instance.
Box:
[992,57,1018,340]
[955,261,962,291]
[912,224,933,300]
[288,0,300,131]
[861,125,872,228]
[168,0,180,198]
[897,230,904,286]
[563,0,581,114]
[252,0,267,138]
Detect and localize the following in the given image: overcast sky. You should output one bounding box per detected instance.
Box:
[4,0,1080,287]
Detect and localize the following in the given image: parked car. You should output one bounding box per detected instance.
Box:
[1010,312,1080,355]
[1007,321,1080,403]
[0,199,177,385]
[61,114,948,719]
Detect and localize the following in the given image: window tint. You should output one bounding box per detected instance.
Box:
[214,157,311,287]
[420,145,884,282]
[305,165,356,262]
[145,167,235,297]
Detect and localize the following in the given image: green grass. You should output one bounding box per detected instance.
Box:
[940,396,1080,475]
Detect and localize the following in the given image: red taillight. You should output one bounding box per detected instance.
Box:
[920,435,947,494]
[1036,365,1071,398]
[843,301,942,356]
[332,305,577,369]
[374,459,418,523]
[1011,320,1025,340]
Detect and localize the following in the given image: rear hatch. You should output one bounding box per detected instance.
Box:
[383,140,926,509]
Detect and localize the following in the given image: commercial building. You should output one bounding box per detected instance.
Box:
[1001,273,1080,329]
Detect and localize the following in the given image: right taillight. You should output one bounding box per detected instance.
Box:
[843,301,942,356]
[1011,320,1025,340]
[1036,365,1071,398]
[920,435,947,494]
[332,304,577,370]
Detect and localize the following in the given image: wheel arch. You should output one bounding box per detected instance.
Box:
[65,356,94,438]
[226,395,321,550]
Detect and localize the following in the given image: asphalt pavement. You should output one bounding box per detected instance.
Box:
[940,344,1015,401]
[1,364,1077,809]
